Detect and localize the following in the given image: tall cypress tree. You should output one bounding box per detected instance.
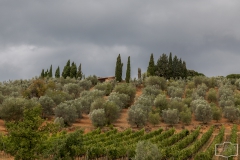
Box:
[70,62,77,78]
[168,52,173,79]
[77,63,83,80]
[44,69,49,77]
[182,61,188,79]
[172,55,178,79]
[49,65,53,78]
[155,53,168,78]
[147,53,155,76]
[115,54,123,82]
[125,56,131,83]
[41,69,45,78]
[55,66,60,78]
[62,60,71,78]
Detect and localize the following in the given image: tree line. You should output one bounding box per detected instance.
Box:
[40,60,83,79]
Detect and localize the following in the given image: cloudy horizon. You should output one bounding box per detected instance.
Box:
[1,1,240,82]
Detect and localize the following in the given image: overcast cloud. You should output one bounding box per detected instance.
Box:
[0,0,240,82]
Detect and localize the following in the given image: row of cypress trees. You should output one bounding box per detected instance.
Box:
[40,60,83,79]
[147,53,188,79]
[115,54,131,83]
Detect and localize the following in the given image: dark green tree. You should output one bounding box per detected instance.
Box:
[44,69,49,77]
[172,55,178,79]
[55,66,60,78]
[62,60,71,78]
[125,56,131,83]
[168,52,173,79]
[77,63,83,80]
[41,69,45,78]
[115,54,123,82]
[147,53,155,76]
[70,62,77,78]
[155,53,168,78]
[182,61,188,79]
[5,106,58,160]
[49,65,53,78]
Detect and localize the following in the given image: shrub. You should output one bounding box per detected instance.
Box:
[144,76,167,90]
[162,109,179,125]
[103,101,120,124]
[133,140,161,160]
[207,88,217,103]
[224,106,240,122]
[194,103,212,124]
[183,97,192,107]
[180,109,192,125]
[54,117,65,128]
[89,109,106,127]
[154,94,169,112]
[54,102,78,126]
[190,98,208,113]
[128,105,147,127]
[90,98,105,112]
[169,98,185,112]
[63,83,82,98]
[167,86,184,98]
[45,89,74,105]
[185,88,194,98]
[212,107,222,122]
[108,92,130,109]
[86,75,98,86]
[135,95,154,108]
[39,95,55,117]
[78,79,92,90]
[94,82,113,96]
[114,83,136,106]
[148,112,160,126]
[142,85,161,98]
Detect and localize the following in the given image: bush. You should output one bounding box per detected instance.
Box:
[78,79,92,90]
[194,103,212,124]
[183,97,192,107]
[54,117,65,128]
[0,97,38,121]
[154,94,168,112]
[190,98,208,113]
[90,109,106,127]
[212,107,222,122]
[169,98,185,112]
[162,109,179,125]
[148,112,160,126]
[128,105,147,127]
[114,83,136,106]
[133,140,161,160]
[135,95,154,108]
[167,86,184,98]
[39,95,55,117]
[86,75,98,86]
[144,76,167,90]
[224,106,240,122]
[103,101,120,124]
[54,102,78,126]
[142,85,161,98]
[180,109,192,125]
[108,92,130,109]
[45,89,74,105]
[207,88,217,103]
[90,98,105,112]
[185,88,194,98]
[94,82,113,96]
[63,83,81,98]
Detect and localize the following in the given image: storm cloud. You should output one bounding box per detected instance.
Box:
[1,0,240,81]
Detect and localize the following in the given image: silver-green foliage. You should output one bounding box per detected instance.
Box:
[144,76,167,90]
[89,109,106,127]
[194,102,212,124]
[128,104,147,127]
[162,108,179,125]
[224,106,240,122]
[108,92,130,109]
[133,140,161,160]
[39,95,55,117]
[54,102,78,125]
[154,94,168,112]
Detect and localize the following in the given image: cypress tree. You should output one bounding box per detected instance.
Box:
[44,69,49,77]
[125,56,131,83]
[155,53,168,78]
[172,55,178,79]
[147,53,155,76]
[182,61,188,79]
[168,52,173,79]
[41,69,45,78]
[62,60,71,78]
[55,66,60,78]
[115,54,123,82]
[70,62,77,78]
[77,63,83,80]
[49,65,53,77]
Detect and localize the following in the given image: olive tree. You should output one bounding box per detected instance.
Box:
[128,105,147,127]
[224,106,240,122]
[162,109,179,125]
[108,92,130,109]
[194,103,212,124]
[154,94,168,112]
[89,109,106,127]
[39,95,55,118]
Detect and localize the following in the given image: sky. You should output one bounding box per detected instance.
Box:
[0,0,240,82]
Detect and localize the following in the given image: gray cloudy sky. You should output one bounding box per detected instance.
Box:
[1,0,240,82]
